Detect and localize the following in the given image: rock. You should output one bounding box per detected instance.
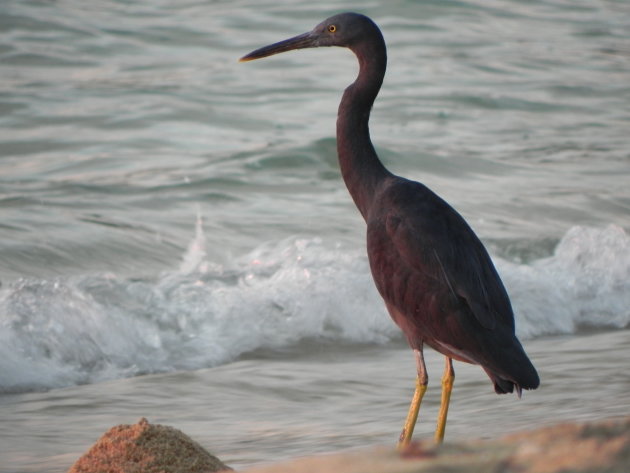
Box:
[243,416,630,473]
[67,418,230,473]
[502,417,630,473]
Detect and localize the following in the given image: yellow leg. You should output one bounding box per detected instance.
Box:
[434,357,454,443]
[397,348,427,449]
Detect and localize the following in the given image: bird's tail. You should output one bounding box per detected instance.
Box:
[485,346,540,397]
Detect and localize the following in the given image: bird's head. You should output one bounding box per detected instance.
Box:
[239,12,379,62]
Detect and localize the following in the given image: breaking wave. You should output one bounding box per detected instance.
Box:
[1,221,628,393]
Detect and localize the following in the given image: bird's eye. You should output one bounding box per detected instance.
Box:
[328,24,337,33]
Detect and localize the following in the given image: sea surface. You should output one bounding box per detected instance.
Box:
[1,1,629,472]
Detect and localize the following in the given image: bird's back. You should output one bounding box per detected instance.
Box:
[366,176,539,393]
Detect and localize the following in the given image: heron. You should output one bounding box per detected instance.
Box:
[240,12,539,447]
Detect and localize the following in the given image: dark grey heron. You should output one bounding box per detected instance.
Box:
[240,12,539,446]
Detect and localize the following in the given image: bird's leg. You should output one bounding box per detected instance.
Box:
[434,357,454,443]
[397,347,427,449]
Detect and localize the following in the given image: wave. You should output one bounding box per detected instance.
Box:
[1,221,628,393]
[500,224,630,338]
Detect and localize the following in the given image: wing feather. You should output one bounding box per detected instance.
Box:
[383,183,514,331]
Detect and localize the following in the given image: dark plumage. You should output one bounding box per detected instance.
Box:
[241,12,539,445]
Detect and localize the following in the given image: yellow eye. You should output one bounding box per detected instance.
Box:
[328,24,337,33]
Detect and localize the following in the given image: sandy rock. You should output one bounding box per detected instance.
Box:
[67,418,230,473]
[503,417,630,473]
[244,416,630,473]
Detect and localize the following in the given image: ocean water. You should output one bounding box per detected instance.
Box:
[1,0,629,472]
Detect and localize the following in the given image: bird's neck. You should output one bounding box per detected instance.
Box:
[336,41,391,221]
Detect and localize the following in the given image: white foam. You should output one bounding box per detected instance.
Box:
[0,224,628,393]
[503,224,630,338]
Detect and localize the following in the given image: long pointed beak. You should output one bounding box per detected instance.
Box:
[239,31,319,62]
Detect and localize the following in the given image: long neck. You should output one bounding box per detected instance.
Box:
[336,37,391,221]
